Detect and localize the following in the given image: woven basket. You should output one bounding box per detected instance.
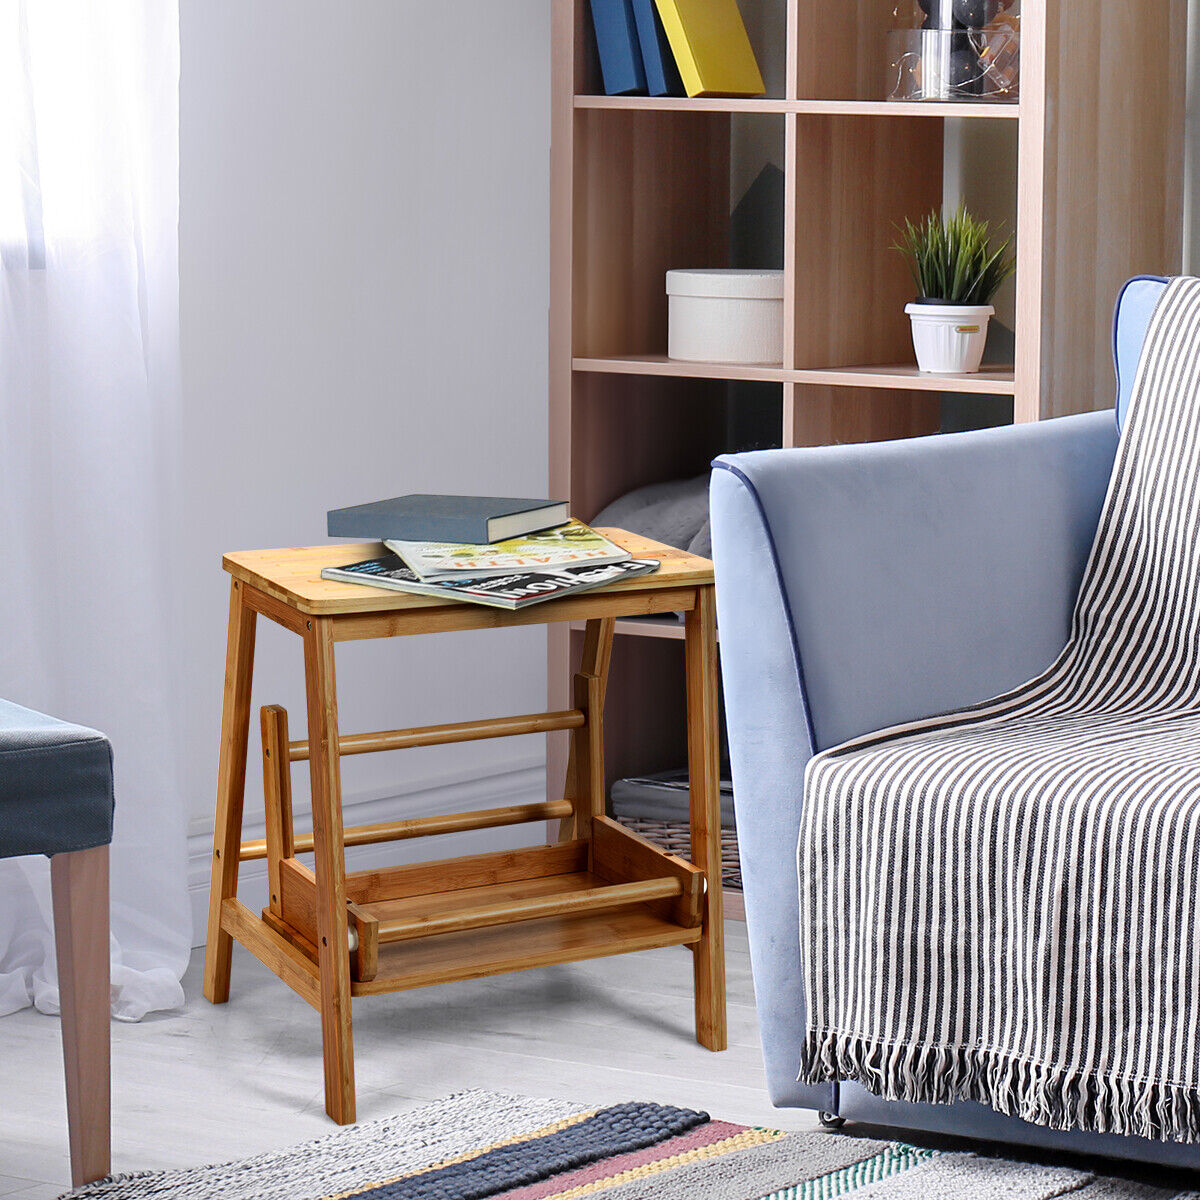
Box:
[622,817,742,891]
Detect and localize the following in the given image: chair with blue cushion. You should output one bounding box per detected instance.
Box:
[709,277,1191,1166]
[1,699,113,1185]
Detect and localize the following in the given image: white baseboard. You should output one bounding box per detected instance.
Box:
[187,758,546,945]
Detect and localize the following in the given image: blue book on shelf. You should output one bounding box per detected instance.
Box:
[630,0,684,96]
[589,0,647,96]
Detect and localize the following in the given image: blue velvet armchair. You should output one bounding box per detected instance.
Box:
[709,278,1199,1167]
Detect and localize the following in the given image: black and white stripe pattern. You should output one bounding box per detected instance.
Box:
[799,276,1200,1142]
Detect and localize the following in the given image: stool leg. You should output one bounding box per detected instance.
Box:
[51,846,110,1187]
[558,617,614,842]
[684,587,727,1051]
[304,617,356,1124]
[204,579,257,1004]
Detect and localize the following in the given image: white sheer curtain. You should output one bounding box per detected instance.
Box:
[0,0,189,1020]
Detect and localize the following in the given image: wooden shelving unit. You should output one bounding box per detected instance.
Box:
[548,0,1185,797]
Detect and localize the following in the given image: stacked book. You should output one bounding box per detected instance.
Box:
[322,494,659,611]
[589,0,764,99]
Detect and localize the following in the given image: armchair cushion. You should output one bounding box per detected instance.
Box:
[0,699,114,859]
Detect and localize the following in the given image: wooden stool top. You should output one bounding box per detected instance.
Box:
[223,529,714,617]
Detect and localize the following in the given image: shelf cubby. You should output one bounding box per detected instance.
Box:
[570,374,723,522]
[570,105,784,364]
[570,373,782,520]
[572,0,788,102]
[788,113,940,370]
[788,0,1023,108]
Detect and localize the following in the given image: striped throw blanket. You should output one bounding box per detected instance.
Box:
[799,276,1200,1143]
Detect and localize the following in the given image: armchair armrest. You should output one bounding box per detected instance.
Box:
[709,409,1117,1108]
[713,410,1118,753]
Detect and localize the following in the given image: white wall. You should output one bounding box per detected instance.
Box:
[178,2,552,938]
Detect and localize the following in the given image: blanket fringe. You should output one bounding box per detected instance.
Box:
[800,1029,1200,1144]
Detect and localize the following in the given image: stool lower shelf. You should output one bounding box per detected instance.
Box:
[257,817,707,1000]
[360,901,702,995]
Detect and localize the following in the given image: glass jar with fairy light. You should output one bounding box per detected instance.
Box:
[886,0,1020,103]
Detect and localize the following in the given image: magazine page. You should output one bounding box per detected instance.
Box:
[385,518,630,581]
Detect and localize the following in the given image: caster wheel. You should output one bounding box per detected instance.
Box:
[819,1111,846,1129]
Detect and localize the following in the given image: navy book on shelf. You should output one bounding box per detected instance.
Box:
[589,0,647,96]
[630,0,684,96]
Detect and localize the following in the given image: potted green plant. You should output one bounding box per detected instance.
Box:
[894,204,1016,373]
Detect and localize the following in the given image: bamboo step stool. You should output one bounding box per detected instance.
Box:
[202,530,727,1124]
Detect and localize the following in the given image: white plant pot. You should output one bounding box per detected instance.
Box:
[905,302,994,374]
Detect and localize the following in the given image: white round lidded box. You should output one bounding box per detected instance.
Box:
[666,268,785,365]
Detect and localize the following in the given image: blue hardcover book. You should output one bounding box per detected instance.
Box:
[327,494,569,545]
[589,0,647,96]
[630,0,684,96]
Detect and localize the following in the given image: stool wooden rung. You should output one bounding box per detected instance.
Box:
[375,876,682,944]
[286,708,586,761]
[239,798,573,862]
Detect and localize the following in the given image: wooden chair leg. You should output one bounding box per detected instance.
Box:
[684,587,727,1051]
[304,617,356,1124]
[204,579,257,1004]
[51,846,111,1187]
[558,617,614,842]
[261,704,295,918]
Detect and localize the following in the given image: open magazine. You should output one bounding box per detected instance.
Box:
[322,555,659,611]
[383,518,629,582]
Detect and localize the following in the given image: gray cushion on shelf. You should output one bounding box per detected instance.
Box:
[0,699,114,859]
[593,474,710,553]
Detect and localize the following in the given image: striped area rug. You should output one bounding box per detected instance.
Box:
[61,1090,1200,1200]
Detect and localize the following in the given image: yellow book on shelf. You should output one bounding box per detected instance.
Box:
[652,0,765,98]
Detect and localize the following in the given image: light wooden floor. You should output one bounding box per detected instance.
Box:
[0,920,817,1195]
